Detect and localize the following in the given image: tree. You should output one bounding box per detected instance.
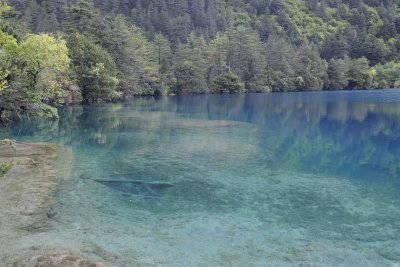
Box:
[229,26,266,90]
[373,61,400,88]
[65,0,106,40]
[212,72,245,93]
[104,16,159,96]
[17,34,69,93]
[321,32,349,60]
[347,57,372,89]
[207,26,266,91]
[173,34,209,93]
[208,32,229,80]
[0,29,18,92]
[154,33,173,75]
[153,33,173,94]
[0,70,7,91]
[326,58,349,90]
[295,41,327,90]
[264,36,298,91]
[68,33,121,103]
[174,60,208,93]
[0,0,11,15]
[1,33,70,118]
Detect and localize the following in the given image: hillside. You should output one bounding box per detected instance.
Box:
[1,0,400,120]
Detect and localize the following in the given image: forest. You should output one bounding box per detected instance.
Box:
[0,0,400,120]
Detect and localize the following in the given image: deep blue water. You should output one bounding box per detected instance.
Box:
[1,90,400,266]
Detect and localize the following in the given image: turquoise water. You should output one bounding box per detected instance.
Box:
[2,90,400,266]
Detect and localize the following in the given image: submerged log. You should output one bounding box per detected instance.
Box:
[93,179,174,197]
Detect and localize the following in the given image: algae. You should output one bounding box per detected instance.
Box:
[0,139,17,176]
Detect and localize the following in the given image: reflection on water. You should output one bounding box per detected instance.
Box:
[1,90,400,266]
[4,90,400,184]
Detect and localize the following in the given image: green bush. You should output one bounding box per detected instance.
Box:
[212,72,245,93]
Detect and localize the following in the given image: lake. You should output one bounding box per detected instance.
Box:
[1,90,400,266]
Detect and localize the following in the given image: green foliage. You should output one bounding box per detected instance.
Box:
[0,139,17,177]
[264,37,298,91]
[285,0,335,44]
[0,29,70,120]
[347,57,373,89]
[17,34,69,94]
[0,0,399,122]
[212,72,245,93]
[174,34,209,94]
[207,26,266,91]
[67,33,120,103]
[0,69,8,91]
[0,139,16,150]
[0,160,19,176]
[65,0,100,37]
[326,57,349,90]
[0,1,11,14]
[104,16,159,96]
[153,33,173,94]
[325,56,376,90]
[154,33,173,75]
[295,41,328,90]
[373,61,400,88]
[264,37,328,91]
[0,30,18,92]
[174,60,208,94]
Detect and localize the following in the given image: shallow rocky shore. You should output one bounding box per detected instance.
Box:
[0,142,59,231]
[14,253,111,267]
[0,142,111,267]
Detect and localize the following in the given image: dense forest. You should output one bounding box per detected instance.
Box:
[0,0,400,120]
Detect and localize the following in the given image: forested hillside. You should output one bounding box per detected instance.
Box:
[1,0,400,120]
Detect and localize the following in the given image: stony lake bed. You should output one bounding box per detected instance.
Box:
[1,91,400,266]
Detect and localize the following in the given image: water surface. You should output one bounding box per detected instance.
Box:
[1,90,400,266]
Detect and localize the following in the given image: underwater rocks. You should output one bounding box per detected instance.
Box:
[307,248,378,267]
[112,111,252,129]
[13,253,111,267]
[155,135,259,162]
[0,142,111,267]
[0,142,61,230]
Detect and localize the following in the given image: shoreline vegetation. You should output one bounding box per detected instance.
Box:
[0,0,399,121]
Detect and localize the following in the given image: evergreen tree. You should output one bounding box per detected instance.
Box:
[174,34,209,93]
[104,15,159,96]
[326,58,350,90]
[67,33,120,103]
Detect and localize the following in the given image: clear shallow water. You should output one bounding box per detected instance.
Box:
[1,90,400,266]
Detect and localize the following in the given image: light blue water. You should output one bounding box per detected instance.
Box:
[1,90,400,266]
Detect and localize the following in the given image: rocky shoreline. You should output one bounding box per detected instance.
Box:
[0,142,111,267]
